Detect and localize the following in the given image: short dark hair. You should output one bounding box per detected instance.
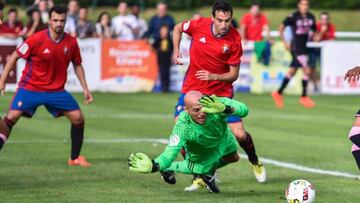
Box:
[0,0,5,11]
[298,0,309,3]
[49,6,67,17]
[8,8,18,15]
[212,1,233,17]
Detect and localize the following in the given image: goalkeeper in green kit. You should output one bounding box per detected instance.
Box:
[128,91,249,193]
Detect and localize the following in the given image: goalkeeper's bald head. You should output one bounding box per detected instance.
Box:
[184,91,203,108]
[184,91,207,124]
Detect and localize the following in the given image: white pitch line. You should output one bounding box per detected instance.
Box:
[6,138,360,180]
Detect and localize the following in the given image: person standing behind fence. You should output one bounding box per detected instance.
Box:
[153,24,173,93]
[0,8,23,39]
[23,8,48,39]
[147,2,175,41]
[308,12,336,92]
[76,7,97,39]
[111,2,138,41]
[95,12,112,39]
[130,3,148,39]
[240,2,270,42]
[240,2,272,65]
[64,0,78,37]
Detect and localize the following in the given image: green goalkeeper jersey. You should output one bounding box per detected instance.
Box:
[154,97,249,171]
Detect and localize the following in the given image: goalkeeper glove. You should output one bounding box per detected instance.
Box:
[199,95,232,114]
[128,152,159,173]
[128,152,160,173]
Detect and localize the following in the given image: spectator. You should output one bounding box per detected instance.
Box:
[38,0,49,23]
[67,0,79,23]
[130,3,148,39]
[152,24,173,92]
[23,8,48,39]
[95,12,112,39]
[64,0,78,37]
[240,3,272,65]
[309,12,336,91]
[76,7,97,39]
[48,0,54,9]
[147,2,175,40]
[111,1,138,40]
[240,2,270,42]
[314,12,336,41]
[0,8,23,39]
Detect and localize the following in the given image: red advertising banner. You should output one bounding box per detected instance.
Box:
[101,40,158,92]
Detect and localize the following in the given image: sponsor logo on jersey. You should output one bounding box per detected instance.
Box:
[169,135,180,146]
[199,37,206,43]
[43,48,50,54]
[18,43,29,55]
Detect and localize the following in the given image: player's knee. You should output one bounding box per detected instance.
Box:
[233,127,247,142]
[68,111,84,125]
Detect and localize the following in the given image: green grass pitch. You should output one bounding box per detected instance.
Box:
[0,92,359,202]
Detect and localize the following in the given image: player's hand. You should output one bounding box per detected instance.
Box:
[195,70,218,81]
[128,152,153,173]
[199,95,226,114]
[83,89,93,104]
[344,66,360,84]
[0,79,6,96]
[173,51,183,65]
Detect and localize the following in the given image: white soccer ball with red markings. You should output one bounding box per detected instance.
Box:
[285,179,315,203]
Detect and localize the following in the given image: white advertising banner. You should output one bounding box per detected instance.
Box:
[321,41,360,94]
[65,38,101,92]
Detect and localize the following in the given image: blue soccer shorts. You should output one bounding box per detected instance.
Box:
[174,93,242,123]
[10,88,80,118]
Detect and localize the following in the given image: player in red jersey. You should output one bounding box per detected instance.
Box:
[344,65,360,170]
[172,1,266,191]
[0,6,93,167]
[0,0,11,151]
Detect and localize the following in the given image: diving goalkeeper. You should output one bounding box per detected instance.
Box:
[128,91,249,193]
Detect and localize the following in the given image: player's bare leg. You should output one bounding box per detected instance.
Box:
[272,67,297,108]
[228,122,266,183]
[64,110,90,167]
[349,115,360,170]
[0,110,22,150]
[299,66,315,108]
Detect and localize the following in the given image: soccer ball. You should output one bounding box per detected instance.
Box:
[285,179,315,203]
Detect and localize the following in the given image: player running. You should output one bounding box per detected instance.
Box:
[0,6,93,167]
[271,0,316,108]
[344,65,360,169]
[172,1,266,190]
[128,91,249,193]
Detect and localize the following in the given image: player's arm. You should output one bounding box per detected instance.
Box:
[172,22,184,65]
[73,64,93,104]
[199,95,249,118]
[195,65,240,83]
[128,131,185,173]
[0,51,20,95]
[278,23,290,50]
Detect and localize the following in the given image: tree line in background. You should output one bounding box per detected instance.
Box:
[7,0,360,9]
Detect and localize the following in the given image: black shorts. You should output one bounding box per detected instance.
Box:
[290,51,309,68]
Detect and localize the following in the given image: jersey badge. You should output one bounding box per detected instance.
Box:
[222,44,229,53]
[64,47,68,54]
[169,135,180,146]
